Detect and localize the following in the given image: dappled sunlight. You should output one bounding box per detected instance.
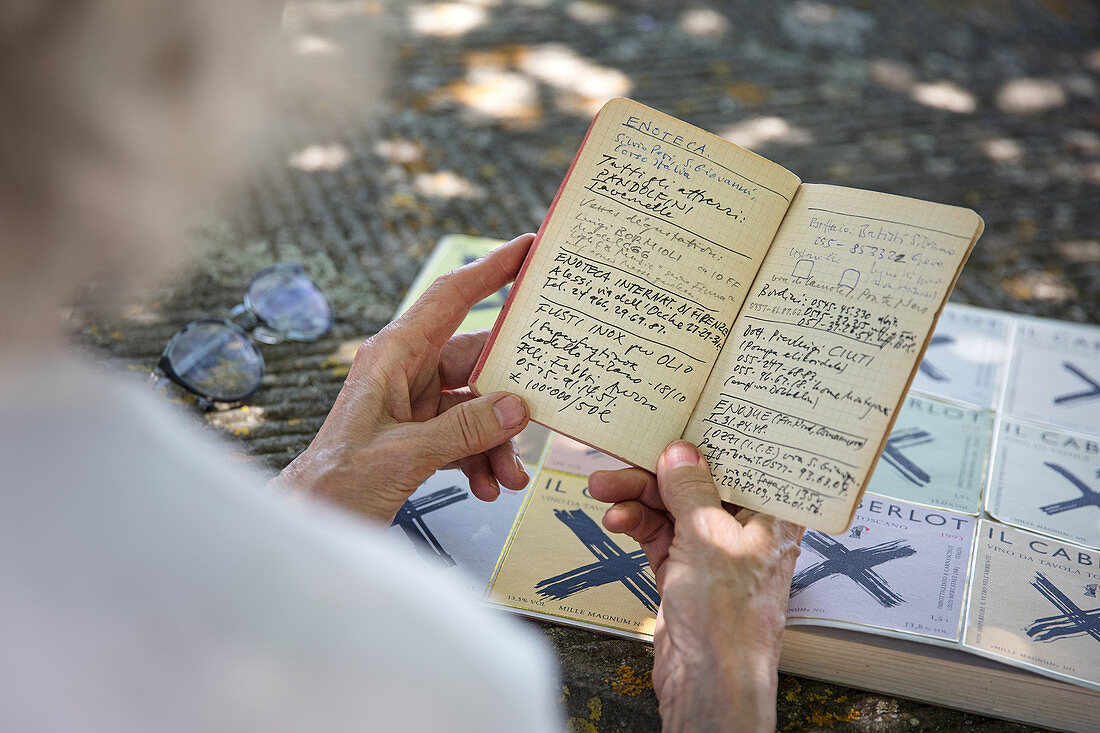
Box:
[447,65,541,124]
[288,143,351,171]
[791,1,840,24]
[205,404,267,436]
[980,137,1025,164]
[292,34,342,58]
[517,44,632,116]
[414,170,487,200]
[374,138,426,164]
[678,8,729,39]
[780,1,874,52]
[437,42,633,124]
[116,302,166,326]
[552,92,612,119]
[870,60,978,115]
[1002,270,1078,304]
[869,59,915,92]
[283,0,382,23]
[1056,240,1100,264]
[566,1,615,25]
[874,65,1077,119]
[996,78,1067,114]
[409,2,491,38]
[718,116,812,149]
[910,81,977,114]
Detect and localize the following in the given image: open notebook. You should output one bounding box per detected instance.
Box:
[471,97,984,532]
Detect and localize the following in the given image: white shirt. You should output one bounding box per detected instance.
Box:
[0,359,560,732]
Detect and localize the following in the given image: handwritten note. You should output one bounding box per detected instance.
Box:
[683,184,981,529]
[474,98,981,532]
[475,98,801,467]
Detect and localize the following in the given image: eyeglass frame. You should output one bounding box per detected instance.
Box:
[151,263,333,406]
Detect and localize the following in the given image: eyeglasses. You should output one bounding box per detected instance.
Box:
[151,263,333,404]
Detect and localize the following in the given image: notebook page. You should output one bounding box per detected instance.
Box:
[474,98,801,469]
[683,184,982,531]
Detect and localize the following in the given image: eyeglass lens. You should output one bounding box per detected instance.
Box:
[165,321,265,401]
[248,267,332,342]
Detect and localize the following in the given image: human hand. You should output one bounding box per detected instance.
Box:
[588,441,804,733]
[279,233,536,523]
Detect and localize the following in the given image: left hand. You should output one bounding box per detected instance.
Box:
[279,233,536,523]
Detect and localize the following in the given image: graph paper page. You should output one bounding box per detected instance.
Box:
[473,98,801,469]
[683,184,982,531]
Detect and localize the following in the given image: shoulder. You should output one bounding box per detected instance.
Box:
[0,361,561,732]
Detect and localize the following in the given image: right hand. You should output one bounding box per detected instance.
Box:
[588,441,804,733]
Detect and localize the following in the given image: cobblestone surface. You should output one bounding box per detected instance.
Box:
[72,1,1098,730]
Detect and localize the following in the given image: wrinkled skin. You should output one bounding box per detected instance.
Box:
[280,233,535,523]
[589,441,804,733]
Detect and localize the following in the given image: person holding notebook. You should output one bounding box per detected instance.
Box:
[281,233,806,731]
[0,1,802,731]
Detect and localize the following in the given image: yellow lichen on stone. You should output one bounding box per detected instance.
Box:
[566,718,598,733]
[807,708,861,727]
[566,697,602,733]
[607,664,652,697]
[779,678,862,731]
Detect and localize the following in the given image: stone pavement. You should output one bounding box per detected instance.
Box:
[73,0,1098,730]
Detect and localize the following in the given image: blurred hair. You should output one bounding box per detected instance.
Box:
[0,0,276,334]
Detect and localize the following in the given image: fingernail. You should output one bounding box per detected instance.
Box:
[493,394,526,430]
[514,454,529,478]
[665,442,699,469]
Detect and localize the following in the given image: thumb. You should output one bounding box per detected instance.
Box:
[409,392,529,468]
[656,441,724,522]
